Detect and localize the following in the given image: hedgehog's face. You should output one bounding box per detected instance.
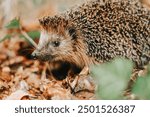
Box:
[31,26,77,62]
[32,16,88,69]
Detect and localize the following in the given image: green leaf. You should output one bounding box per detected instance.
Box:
[132,65,150,99]
[27,31,40,39]
[91,58,133,100]
[20,31,40,40]
[5,18,20,29]
[0,34,11,43]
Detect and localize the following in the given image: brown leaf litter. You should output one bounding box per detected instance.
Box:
[0,38,96,100]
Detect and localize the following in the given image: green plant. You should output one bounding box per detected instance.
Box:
[132,66,150,99]
[1,18,39,47]
[91,58,150,100]
[5,18,20,29]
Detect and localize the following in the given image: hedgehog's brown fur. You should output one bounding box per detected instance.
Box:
[33,0,150,70]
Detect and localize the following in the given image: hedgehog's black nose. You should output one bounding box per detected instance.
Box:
[31,51,38,60]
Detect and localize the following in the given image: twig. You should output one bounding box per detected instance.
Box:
[21,30,38,48]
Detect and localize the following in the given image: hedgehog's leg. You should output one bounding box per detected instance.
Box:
[68,66,95,94]
[78,66,90,76]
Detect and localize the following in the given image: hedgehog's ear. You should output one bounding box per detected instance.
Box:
[68,27,78,40]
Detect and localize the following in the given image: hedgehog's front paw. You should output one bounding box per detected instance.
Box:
[68,66,95,95]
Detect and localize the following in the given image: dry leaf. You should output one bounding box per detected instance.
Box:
[5,90,29,100]
[0,71,11,81]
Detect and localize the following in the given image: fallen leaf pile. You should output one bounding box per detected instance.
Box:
[0,36,96,100]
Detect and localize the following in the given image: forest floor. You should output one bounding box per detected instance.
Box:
[0,37,95,100]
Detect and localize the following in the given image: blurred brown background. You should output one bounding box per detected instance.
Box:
[0,0,149,26]
[0,0,150,37]
[0,0,91,26]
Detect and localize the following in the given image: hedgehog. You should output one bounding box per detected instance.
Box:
[32,0,150,74]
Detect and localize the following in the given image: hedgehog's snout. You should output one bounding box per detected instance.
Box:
[31,50,40,60]
[31,50,54,61]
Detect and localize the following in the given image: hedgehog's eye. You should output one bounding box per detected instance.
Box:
[52,41,60,47]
